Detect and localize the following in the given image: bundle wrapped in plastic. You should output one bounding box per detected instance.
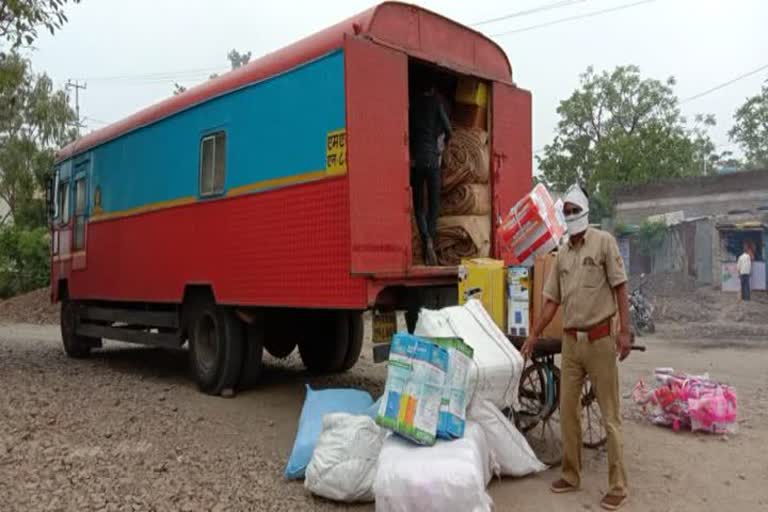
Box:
[632,368,737,434]
[498,183,566,266]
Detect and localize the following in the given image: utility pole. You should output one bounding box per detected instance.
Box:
[66,79,87,134]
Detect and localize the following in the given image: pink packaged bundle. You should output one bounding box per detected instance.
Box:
[632,369,737,434]
[688,383,737,434]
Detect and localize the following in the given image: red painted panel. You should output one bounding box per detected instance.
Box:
[64,178,368,309]
[491,83,532,256]
[345,37,411,275]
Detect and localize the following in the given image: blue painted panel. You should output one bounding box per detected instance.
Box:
[73,51,345,214]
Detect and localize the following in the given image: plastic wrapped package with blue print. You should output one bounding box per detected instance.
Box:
[429,337,474,439]
[284,385,373,480]
[376,333,448,446]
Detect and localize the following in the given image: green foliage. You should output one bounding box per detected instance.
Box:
[637,221,668,256]
[0,224,49,298]
[0,0,80,50]
[537,66,719,221]
[174,49,252,95]
[0,52,77,228]
[729,81,768,169]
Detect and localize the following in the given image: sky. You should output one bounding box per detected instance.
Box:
[27,0,768,173]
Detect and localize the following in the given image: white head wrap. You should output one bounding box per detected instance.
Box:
[562,185,590,234]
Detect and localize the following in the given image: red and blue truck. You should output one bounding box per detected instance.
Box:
[49,2,531,394]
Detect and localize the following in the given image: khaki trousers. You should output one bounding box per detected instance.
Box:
[560,333,627,496]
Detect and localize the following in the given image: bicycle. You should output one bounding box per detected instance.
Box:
[506,336,645,466]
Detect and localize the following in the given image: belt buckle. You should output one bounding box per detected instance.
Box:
[576,331,589,343]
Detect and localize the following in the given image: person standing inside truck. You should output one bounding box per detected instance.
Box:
[409,82,452,266]
[521,185,632,511]
[737,243,753,301]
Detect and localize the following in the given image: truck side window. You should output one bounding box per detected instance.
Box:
[199,131,226,196]
[73,178,86,250]
[58,181,70,225]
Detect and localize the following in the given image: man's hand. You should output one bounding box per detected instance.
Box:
[616,332,631,361]
[521,334,538,360]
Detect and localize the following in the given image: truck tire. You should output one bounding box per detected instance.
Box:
[60,299,97,359]
[298,312,350,373]
[188,304,244,395]
[263,311,298,358]
[238,321,264,391]
[339,312,364,372]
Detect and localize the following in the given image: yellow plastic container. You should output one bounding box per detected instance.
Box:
[455,78,488,107]
[458,258,506,331]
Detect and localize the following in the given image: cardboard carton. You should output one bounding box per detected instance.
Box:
[532,252,564,340]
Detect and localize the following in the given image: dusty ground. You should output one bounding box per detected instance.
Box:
[1,320,767,512]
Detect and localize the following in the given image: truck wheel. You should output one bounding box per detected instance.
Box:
[60,299,97,359]
[298,312,350,373]
[189,304,244,395]
[263,311,298,358]
[339,312,364,372]
[238,320,264,391]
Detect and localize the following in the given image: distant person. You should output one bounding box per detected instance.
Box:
[409,82,452,266]
[737,244,753,301]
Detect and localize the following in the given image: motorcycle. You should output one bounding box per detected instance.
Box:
[629,274,655,336]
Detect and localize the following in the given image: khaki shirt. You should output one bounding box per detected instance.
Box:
[543,228,627,329]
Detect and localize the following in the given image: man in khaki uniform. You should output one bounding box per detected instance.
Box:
[522,185,632,511]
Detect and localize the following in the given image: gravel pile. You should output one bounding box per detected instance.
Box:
[0,288,59,325]
[637,272,768,339]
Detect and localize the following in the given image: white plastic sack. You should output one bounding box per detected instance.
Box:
[305,413,385,503]
[415,299,524,411]
[373,421,493,512]
[469,399,548,477]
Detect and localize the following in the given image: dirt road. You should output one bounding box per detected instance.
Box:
[1,323,767,511]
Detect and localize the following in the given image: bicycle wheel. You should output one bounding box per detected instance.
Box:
[581,379,608,449]
[516,362,548,433]
[519,362,563,467]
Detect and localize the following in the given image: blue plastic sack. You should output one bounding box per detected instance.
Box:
[284,385,373,479]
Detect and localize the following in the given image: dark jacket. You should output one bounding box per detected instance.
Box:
[409,92,453,168]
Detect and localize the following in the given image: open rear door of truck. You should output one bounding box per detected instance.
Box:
[345,37,411,275]
[491,82,532,255]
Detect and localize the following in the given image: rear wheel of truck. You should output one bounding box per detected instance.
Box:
[263,311,299,359]
[298,311,350,373]
[237,318,265,391]
[188,304,244,395]
[60,299,98,359]
[338,312,364,371]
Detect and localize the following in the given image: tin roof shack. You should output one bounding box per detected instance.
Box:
[614,170,768,290]
[717,221,766,292]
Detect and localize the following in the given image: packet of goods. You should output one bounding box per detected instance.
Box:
[498,184,567,266]
[429,337,474,439]
[377,334,449,446]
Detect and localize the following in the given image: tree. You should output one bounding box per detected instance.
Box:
[173,48,252,95]
[729,81,768,169]
[538,66,718,221]
[0,52,77,228]
[0,0,80,50]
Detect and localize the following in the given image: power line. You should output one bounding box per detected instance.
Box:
[680,63,768,104]
[76,67,224,83]
[472,0,587,27]
[491,0,656,37]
